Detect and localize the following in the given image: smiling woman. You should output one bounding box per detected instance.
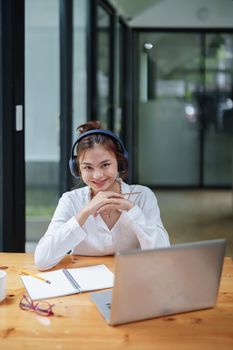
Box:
[34,121,170,270]
[79,146,119,195]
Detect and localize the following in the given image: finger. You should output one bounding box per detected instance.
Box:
[102,198,125,207]
[96,203,120,214]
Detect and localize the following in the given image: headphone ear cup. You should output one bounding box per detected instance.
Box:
[123,150,129,161]
[118,157,128,173]
[69,157,79,179]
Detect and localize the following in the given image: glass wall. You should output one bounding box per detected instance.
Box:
[137,31,233,187]
[96,3,112,128]
[73,0,87,140]
[114,20,124,136]
[96,5,127,138]
[70,0,88,189]
[138,32,201,186]
[204,33,233,186]
[25,0,60,251]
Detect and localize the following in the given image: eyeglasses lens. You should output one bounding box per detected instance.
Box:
[35,302,54,316]
[20,295,32,310]
[19,295,54,316]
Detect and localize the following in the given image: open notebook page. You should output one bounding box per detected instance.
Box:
[21,269,78,300]
[67,264,114,292]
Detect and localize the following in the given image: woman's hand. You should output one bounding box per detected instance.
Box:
[75,191,134,226]
[86,191,125,216]
[94,192,134,215]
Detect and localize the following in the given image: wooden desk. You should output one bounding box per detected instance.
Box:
[0,253,232,350]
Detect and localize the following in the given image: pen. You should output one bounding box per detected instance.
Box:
[20,269,51,284]
[122,192,141,196]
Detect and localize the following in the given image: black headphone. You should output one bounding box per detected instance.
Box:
[69,129,129,179]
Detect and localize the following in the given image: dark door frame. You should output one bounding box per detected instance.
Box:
[59,0,73,195]
[0,0,25,251]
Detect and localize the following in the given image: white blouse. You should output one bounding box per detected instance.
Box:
[34,181,170,270]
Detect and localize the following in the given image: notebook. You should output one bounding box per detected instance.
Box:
[91,239,226,326]
[21,264,114,300]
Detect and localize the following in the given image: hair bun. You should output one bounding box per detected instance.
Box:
[77,120,102,134]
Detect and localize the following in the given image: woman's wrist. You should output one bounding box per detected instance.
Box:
[126,202,134,211]
[75,208,90,226]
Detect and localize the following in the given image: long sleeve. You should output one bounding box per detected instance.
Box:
[121,188,170,249]
[34,192,87,270]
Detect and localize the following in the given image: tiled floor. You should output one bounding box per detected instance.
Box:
[26,190,233,257]
[155,189,233,257]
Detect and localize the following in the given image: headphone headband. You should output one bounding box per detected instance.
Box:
[69,129,128,179]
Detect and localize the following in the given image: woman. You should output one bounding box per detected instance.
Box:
[34,121,170,270]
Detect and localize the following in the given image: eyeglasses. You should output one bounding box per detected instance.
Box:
[19,294,54,317]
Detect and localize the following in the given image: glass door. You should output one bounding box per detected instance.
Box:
[25,0,60,251]
[137,32,201,186]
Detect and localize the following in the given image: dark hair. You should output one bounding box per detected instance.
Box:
[76,121,128,179]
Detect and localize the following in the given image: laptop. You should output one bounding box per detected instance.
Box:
[90,239,226,326]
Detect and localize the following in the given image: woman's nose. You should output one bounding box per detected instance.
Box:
[93,168,103,179]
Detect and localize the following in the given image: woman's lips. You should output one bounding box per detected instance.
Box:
[92,180,107,187]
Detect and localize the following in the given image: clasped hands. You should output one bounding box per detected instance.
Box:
[88,191,134,217]
[76,191,134,226]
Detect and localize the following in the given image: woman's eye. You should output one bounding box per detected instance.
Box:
[102,163,110,168]
[83,166,92,171]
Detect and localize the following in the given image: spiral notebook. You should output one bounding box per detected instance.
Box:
[21,264,114,300]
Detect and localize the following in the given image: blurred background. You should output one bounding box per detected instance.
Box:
[0,0,232,255]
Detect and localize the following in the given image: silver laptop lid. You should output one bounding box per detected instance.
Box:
[109,239,226,325]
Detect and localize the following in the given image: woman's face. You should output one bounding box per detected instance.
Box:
[79,144,118,195]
